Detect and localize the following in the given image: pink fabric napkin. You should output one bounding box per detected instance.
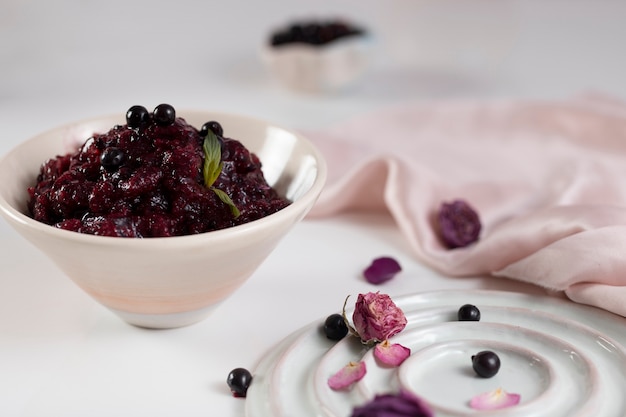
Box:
[304,96,626,317]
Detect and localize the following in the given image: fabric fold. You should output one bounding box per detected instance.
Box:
[303,97,626,317]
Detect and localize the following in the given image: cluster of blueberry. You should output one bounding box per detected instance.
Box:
[29,104,289,237]
[269,19,365,47]
[100,105,224,175]
[99,104,174,174]
[126,104,223,135]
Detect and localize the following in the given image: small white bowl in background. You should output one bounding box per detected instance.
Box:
[261,34,372,93]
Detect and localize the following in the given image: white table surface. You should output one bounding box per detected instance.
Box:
[2,1,626,416]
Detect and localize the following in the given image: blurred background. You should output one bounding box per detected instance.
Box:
[2,0,626,156]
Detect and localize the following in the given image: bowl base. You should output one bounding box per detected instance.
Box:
[111,304,220,329]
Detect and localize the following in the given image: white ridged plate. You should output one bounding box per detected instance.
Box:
[245,290,626,417]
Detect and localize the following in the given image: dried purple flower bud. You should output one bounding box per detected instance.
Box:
[352,292,407,344]
[351,390,434,417]
[437,199,481,248]
[363,257,402,284]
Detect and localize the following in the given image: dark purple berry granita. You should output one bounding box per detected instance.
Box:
[269,19,366,47]
[27,104,291,237]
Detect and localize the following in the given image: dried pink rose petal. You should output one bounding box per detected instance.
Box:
[469,388,521,410]
[437,199,481,248]
[374,340,411,366]
[363,257,402,284]
[351,390,434,417]
[328,361,367,390]
[352,292,407,344]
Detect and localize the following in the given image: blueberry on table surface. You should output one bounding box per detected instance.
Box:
[153,103,176,126]
[324,313,349,340]
[227,368,253,398]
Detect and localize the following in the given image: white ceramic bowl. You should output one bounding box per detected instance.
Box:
[0,111,327,329]
[260,35,372,93]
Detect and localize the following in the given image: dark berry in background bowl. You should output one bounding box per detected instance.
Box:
[0,106,327,329]
[261,18,372,93]
[269,19,366,47]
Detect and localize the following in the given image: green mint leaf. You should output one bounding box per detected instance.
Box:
[202,129,222,188]
[202,129,240,218]
[212,187,241,218]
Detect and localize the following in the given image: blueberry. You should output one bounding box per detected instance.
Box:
[100,147,126,172]
[472,351,500,378]
[270,32,291,46]
[288,24,304,42]
[153,103,176,126]
[458,304,480,321]
[324,313,348,340]
[200,121,224,138]
[227,368,253,398]
[126,105,150,129]
[270,19,364,47]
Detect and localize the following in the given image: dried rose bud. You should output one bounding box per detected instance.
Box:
[352,292,407,344]
[363,257,402,285]
[351,390,433,417]
[437,199,481,248]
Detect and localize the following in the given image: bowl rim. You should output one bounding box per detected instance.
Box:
[0,109,328,247]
